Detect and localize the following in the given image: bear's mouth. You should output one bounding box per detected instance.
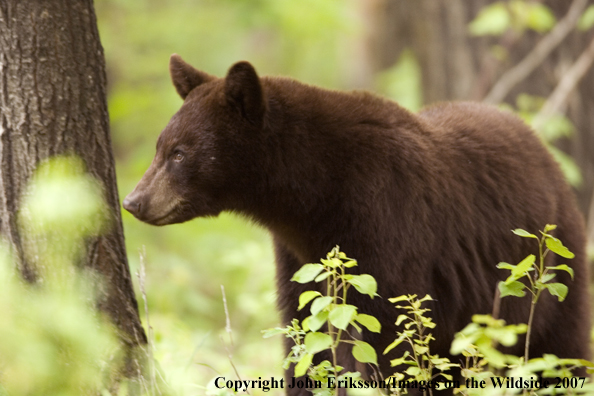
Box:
[149,210,180,226]
[140,198,186,226]
[146,200,220,225]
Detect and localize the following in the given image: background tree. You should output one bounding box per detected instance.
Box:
[0,0,146,371]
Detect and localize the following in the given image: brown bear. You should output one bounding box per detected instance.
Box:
[123,55,591,395]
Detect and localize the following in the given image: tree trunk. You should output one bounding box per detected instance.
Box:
[0,0,146,361]
[371,0,594,243]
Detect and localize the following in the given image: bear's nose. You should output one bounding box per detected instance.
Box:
[123,195,141,216]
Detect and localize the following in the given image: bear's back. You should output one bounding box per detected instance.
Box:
[417,101,569,220]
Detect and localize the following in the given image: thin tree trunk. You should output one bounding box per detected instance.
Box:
[0,0,147,365]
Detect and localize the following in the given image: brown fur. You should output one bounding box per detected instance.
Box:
[124,55,591,395]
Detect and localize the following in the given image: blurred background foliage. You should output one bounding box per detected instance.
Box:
[2,0,585,394]
[0,157,119,396]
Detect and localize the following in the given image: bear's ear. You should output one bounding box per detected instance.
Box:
[225,61,266,126]
[169,54,214,99]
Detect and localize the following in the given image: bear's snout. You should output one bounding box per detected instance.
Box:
[122,194,142,217]
[123,163,188,225]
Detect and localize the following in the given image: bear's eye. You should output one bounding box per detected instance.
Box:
[173,152,184,163]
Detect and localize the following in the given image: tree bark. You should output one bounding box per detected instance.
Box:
[0,0,146,360]
[371,0,594,239]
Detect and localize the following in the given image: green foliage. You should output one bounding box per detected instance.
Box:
[450,225,594,396]
[499,226,574,305]
[0,257,119,396]
[19,156,110,274]
[469,2,511,36]
[265,247,380,396]
[578,5,594,31]
[263,228,593,396]
[513,94,583,187]
[385,295,457,395]
[375,49,423,112]
[469,1,556,36]
[0,155,119,395]
[451,315,526,370]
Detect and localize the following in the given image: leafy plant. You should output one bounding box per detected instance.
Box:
[262,226,593,396]
[450,225,594,395]
[384,294,457,395]
[263,246,381,396]
[498,225,575,362]
[451,315,527,395]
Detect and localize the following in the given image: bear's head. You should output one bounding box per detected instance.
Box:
[123,55,267,225]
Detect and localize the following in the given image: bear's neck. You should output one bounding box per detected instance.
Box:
[234,78,442,261]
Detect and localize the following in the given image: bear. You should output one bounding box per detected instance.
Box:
[123,54,591,395]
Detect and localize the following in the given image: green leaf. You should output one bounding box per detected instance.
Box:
[352,340,377,365]
[346,274,378,298]
[321,258,341,268]
[414,345,428,355]
[418,294,434,303]
[523,3,556,33]
[355,313,381,333]
[298,291,322,311]
[546,283,568,302]
[310,296,333,316]
[314,271,332,282]
[545,237,575,259]
[513,254,535,277]
[304,332,333,354]
[512,228,538,238]
[395,314,409,326]
[294,353,313,377]
[389,351,410,367]
[262,328,287,338]
[450,333,478,355]
[384,332,407,355]
[499,255,535,283]
[546,264,574,280]
[578,5,594,31]
[343,260,357,268]
[291,264,324,283]
[499,280,526,298]
[543,224,557,233]
[303,311,329,332]
[472,314,502,327]
[540,272,556,283]
[388,295,409,303]
[421,319,436,329]
[329,305,357,330]
[469,2,511,36]
[405,366,421,377]
[481,347,508,369]
[485,327,519,347]
[496,262,516,270]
